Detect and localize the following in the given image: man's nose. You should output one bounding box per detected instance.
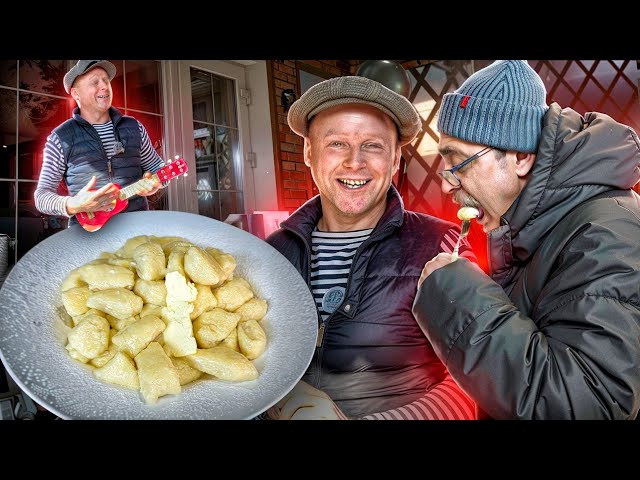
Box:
[343,149,365,168]
[441,179,459,195]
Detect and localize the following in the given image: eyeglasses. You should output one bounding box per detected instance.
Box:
[438,146,494,187]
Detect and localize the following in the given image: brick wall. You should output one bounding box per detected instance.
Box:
[268,60,352,212]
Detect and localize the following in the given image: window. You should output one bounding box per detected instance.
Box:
[190,67,243,222]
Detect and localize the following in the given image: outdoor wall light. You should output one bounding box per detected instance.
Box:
[282,89,297,111]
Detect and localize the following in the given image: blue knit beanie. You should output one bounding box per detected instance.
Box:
[437,60,549,153]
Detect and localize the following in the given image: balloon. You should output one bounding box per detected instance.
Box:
[356,60,411,98]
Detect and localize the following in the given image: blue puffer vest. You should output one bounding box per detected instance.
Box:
[266,185,462,418]
[54,106,148,224]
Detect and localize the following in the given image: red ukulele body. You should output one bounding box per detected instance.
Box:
[76,158,187,232]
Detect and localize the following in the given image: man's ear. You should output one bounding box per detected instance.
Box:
[392,146,402,174]
[70,87,80,103]
[514,151,536,177]
[303,137,312,168]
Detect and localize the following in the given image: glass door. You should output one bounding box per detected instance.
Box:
[178,61,252,221]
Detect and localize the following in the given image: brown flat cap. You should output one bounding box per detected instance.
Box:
[63,60,116,94]
[287,75,421,146]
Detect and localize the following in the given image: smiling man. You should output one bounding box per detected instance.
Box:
[265,74,478,420]
[413,60,640,419]
[34,60,165,226]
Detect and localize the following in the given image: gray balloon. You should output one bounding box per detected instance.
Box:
[356,60,411,98]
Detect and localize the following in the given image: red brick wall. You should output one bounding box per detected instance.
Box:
[268,60,352,212]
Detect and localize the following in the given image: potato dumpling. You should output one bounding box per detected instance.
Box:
[140,304,163,319]
[133,242,166,281]
[66,314,111,359]
[115,235,151,258]
[76,263,135,291]
[94,351,139,390]
[206,248,237,278]
[235,298,268,323]
[106,257,135,271]
[193,308,240,348]
[161,240,195,257]
[184,247,225,286]
[184,347,258,382]
[237,319,267,360]
[168,354,203,386]
[105,314,138,331]
[111,314,166,358]
[66,346,89,364]
[86,288,143,320]
[61,268,87,292]
[166,249,186,277]
[61,286,92,317]
[457,207,480,221]
[155,236,190,249]
[133,279,167,306]
[135,342,181,404]
[90,341,118,368]
[221,327,240,353]
[72,308,107,327]
[190,284,218,320]
[214,278,254,311]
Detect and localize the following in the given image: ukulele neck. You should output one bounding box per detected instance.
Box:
[118,174,159,200]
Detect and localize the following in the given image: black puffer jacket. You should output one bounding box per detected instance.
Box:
[413,103,640,419]
[267,186,463,418]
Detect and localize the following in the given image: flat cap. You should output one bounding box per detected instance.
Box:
[287,75,421,146]
[63,60,116,94]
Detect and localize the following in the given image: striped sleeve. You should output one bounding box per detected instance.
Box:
[360,373,477,420]
[439,227,477,262]
[34,133,72,217]
[138,121,166,174]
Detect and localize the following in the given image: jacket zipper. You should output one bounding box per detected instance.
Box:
[83,122,113,182]
[289,223,395,388]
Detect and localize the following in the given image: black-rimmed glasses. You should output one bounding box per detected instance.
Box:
[438,146,494,187]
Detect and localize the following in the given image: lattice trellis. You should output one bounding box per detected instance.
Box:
[531,60,640,134]
[400,60,474,220]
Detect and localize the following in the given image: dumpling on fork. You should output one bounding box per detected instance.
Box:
[457,207,480,221]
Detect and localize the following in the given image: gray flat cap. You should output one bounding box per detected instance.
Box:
[63,60,116,94]
[287,75,421,146]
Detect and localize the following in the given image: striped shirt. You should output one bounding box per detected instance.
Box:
[311,225,477,420]
[34,120,165,217]
[311,228,374,322]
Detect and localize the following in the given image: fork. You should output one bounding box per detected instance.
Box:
[451,220,470,262]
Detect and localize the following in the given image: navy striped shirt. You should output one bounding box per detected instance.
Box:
[34,120,165,217]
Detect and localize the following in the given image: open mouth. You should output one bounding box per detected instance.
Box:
[338,179,370,189]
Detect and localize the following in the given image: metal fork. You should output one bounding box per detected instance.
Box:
[451,220,470,262]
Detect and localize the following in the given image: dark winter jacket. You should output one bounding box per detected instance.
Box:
[266,186,467,418]
[413,103,640,419]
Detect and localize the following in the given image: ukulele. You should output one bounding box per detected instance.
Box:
[76,157,188,232]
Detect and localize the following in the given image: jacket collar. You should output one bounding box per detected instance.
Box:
[281,184,405,240]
